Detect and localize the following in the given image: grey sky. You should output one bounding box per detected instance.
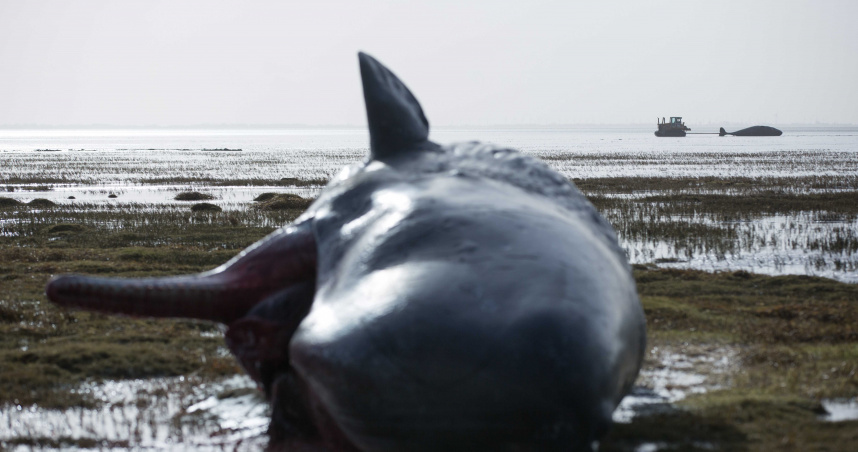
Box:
[1,1,856,127]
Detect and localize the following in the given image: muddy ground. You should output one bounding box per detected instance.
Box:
[1,179,857,451]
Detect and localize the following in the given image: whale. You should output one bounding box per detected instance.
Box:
[719,126,783,136]
[46,52,646,451]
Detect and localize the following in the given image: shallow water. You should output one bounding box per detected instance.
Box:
[613,345,737,423]
[3,126,858,181]
[0,347,736,449]
[821,398,858,422]
[0,375,269,451]
[618,212,858,282]
[4,126,857,282]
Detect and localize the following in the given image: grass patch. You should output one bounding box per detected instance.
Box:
[0,223,244,408]
[279,176,328,187]
[0,176,70,185]
[253,192,278,202]
[574,175,858,194]
[0,196,22,207]
[596,265,858,451]
[28,198,57,208]
[174,191,215,201]
[4,437,130,449]
[138,176,329,187]
[591,191,858,218]
[585,189,858,262]
[42,223,89,236]
[18,185,53,191]
[190,202,222,212]
[0,204,296,250]
[255,193,313,210]
[638,192,858,215]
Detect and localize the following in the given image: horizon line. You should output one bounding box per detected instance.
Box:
[2,122,858,130]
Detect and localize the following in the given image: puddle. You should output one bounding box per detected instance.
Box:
[618,212,858,283]
[0,375,269,451]
[634,441,716,452]
[614,344,738,423]
[821,398,858,422]
[0,345,739,448]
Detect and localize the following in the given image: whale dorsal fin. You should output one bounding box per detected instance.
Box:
[359,52,432,160]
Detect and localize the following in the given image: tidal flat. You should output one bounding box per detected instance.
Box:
[1,128,857,450]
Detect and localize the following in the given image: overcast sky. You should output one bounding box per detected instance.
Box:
[1,1,856,127]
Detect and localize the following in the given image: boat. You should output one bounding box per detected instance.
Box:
[655,117,690,137]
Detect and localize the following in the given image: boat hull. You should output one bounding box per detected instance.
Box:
[654,130,686,137]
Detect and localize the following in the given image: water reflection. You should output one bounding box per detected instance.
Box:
[607,207,858,282]
[0,375,268,451]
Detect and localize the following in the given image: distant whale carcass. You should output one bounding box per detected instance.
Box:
[719,126,783,137]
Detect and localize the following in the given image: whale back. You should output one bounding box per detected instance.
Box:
[285,53,646,451]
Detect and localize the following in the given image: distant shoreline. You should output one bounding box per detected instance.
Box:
[2,123,858,131]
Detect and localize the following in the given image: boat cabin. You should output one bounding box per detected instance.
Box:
[655,116,691,137]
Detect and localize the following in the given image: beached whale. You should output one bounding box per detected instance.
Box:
[46,52,646,451]
[719,126,783,136]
